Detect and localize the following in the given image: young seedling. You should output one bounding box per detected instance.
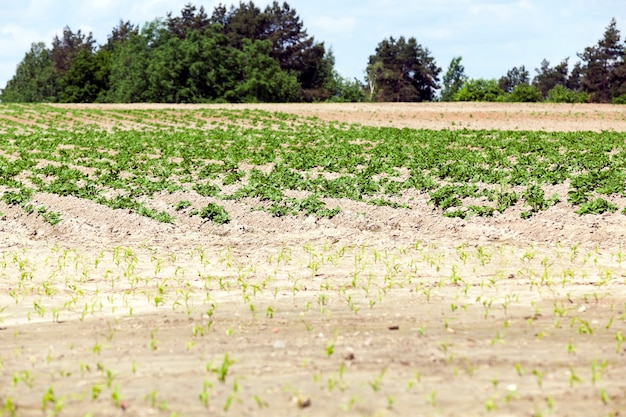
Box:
[568,367,581,387]
[368,367,386,392]
[532,369,544,388]
[616,331,625,353]
[209,353,235,383]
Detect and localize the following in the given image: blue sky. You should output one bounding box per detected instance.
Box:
[1,0,624,90]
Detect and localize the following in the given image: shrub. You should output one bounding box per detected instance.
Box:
[612,94,626,104]
[454,79,505,102]
[546,85,589,103]
[329,77,366,102]
[507,84,543,102]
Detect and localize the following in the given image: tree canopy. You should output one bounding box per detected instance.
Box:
[2,8,626,104]
[1,1,337,103]
[441,56,466,102]
[366,36,441,102]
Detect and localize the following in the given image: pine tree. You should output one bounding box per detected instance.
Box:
[366,36,440,102]
[498,65,530,93]
[578,18,624,102]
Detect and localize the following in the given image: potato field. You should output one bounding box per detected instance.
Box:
[1,102,626,416]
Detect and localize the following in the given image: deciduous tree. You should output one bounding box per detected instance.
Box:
[441,56,467,101]
[454,78,504,101]
[226,39,300,102]
[1,42,58,102]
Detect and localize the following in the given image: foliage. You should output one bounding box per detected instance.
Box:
[366,36,441,102]
[226,39,300,103]
[328,76,366,102]
[532,58,569,98]
[0,42,58,102]
[454,79,504,102]
[441,56,467,102]
[578,18,625,102]
[1,106,626,223]
[5,12,626,104]
[200,203,231,224]
[507,84,543,102]
[4,2,335,104]
[105,24,153,103]
[612,94,626,104]
[575,198,618,215]
[498,66,530,93]
[50,26,96,78]
[546,85,589,103]
[522,185,559,213]
[211,1,335,102]
[58,48,109,103]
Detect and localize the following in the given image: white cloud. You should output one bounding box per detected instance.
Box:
[0,24,45,58]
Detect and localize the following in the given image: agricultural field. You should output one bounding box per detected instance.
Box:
[1,102,626,416]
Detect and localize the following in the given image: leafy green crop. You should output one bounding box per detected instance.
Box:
[200,203,230,224]
[1,105,625,224]
[575,198,619,215]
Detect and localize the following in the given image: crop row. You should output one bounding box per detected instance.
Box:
[1,104,625,223]
[1,240,625,415]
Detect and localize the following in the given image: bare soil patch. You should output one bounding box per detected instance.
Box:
[1,103,626,417]
[53,101,626,132]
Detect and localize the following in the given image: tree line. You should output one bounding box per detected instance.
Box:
[1,2,625,104]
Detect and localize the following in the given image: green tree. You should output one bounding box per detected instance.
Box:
[51,26,105,102]
[226,39,299,102]
[106,21,157,102]
[126,20,240,103]
[265,1,333,100]
[532,58,569,98]
[507,84,542,102]
[498,65,530,93]
[212,1,266,49]
[454,79,504,101]
[567,61,584,91]
[1,42,58,102]
[212,1,334,101]
[51,26,96,77]
[366,36,440,102]
[166,3,212,39]
[329,76,365,102]
[441,56,467,101]
[546,84,589,103]
[143,28,189,102]
[181,29,239,101]
[612,62,626,101]
[57,48,109,103]
[578,18,624,102]
[103,20,139,51]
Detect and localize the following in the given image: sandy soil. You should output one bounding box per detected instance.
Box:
[1,103,626,417]
[52,101,626,132]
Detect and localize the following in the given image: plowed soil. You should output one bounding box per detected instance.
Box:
[1,103,626,417]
